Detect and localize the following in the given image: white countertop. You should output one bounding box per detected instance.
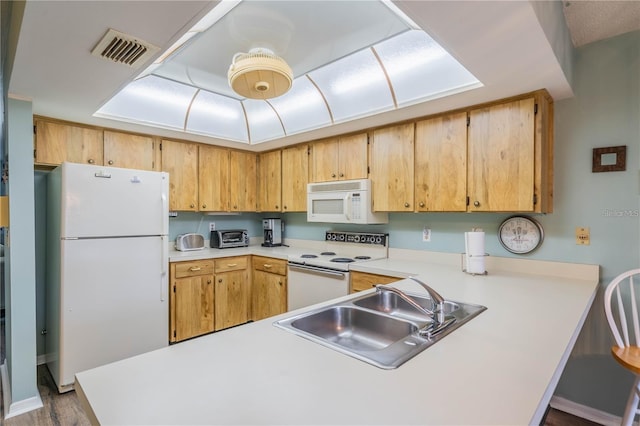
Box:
[76,248,599,425]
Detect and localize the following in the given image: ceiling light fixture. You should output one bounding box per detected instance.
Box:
[227,48,293,99]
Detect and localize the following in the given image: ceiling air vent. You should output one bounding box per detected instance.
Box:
[91,28,159,69]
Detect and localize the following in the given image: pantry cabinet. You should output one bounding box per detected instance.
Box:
[214,256,250,331]
[103,130,157,171]
[370,123,415,212]
[170,260,215,343]
[281,144,309,212]
[310,133,368,182]
[350,271,401,293]
[257,150,282,212]
[414,112,468,212]
[229,150,257,212]
[161,139,199,211]
[34,118,103,167]
[251,256,287,321]
[467,96,543,212]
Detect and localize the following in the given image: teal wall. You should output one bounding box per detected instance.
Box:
[7,98,38,402]
[26,27,639,421]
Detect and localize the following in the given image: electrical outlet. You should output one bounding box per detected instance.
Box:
[576,227,590,245]
[209,222,216,232]
[422,227,431,242]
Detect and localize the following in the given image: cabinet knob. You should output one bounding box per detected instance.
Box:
[264,264,272,269]
[404,202,410,208]
[339,173,344,177]
[207,280,212,284]
[278,281,282,286]
[108,160,114,165]
[331,173,336,178]
[419,202,425,207]
[233,205,237,209]
[189,266,201,272]
[202,204,207,209]
[218,279,222,283]
[88,159,95,164]
[190,203,195,208]
[283,205,287,210]
[275,205,279,209]
[474,201,480,207]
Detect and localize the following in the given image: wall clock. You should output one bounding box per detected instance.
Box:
[498,216,544,254]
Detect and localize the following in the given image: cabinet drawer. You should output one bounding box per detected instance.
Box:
[252,256,287,275]
[215,256,248,273]
[350,271,399,293]
[173,260,214,278]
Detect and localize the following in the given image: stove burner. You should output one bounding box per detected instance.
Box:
[320,251,336,256]
[300,254,318,258]
[331,257,355,263]
[354,256,371,260]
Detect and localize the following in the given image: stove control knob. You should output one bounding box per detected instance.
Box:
[354,235,360,243]
[375,236,382,244]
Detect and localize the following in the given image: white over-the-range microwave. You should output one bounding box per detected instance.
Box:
[307,179,389,224]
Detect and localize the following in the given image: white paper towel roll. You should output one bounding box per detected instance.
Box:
[464,231,486,274]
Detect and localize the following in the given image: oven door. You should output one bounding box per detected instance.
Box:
[287,263,349,311]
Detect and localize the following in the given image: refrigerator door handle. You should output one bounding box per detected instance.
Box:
[161,193,168,234]
[161,235,168,302]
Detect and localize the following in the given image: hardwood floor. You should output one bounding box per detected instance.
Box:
[1,365,90,426]
[0,367,602,426]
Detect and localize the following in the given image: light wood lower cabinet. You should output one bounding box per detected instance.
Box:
[251,256,287,321]
[170,260,215,343]
[214,256,249,331]
[170,256,250,342]
[350,271,400,293]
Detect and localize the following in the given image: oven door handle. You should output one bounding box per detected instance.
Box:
[288,263,346,278]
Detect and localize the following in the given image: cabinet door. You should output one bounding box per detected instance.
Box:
[257,150,282,212]
[251,270,287,321]
[310,138,339,182]
[282,144,309,212]
[370,123,415,211]
[350,271,399,293]
[415,113,467,212]
[35,119,103,166]
[199,145,229,212]
[468,98,535,212]
[215,269,250,330]
[229,150,257,212]
[103,130,156,171]
[161,140,198,211]
[174,274,214,341]
[339,133,368,180]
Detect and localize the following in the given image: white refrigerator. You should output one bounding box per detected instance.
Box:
[46,162,169,393]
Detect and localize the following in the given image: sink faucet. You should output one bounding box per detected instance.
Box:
[375,277,446,324]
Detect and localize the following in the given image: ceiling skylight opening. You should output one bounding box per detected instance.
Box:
[380,0,421,30]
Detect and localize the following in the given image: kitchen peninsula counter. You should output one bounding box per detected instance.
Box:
[76,253,599,425]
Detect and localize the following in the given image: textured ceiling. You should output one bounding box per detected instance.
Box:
[563,0,640,47]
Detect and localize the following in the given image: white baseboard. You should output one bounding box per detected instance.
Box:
[551,395,629,426]
[0,361,44,419]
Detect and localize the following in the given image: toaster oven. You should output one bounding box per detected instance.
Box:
[210,229,249,248]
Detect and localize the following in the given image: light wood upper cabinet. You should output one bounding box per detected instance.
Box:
[229,150,257,212]
[34,119,103,166]
[257,150,282,212]
[468,97,536,212]
[415,112,468,212]
[370,123,415,212]
[310,133,368,182]
[161,140,199,211]
[199,145,230,212]
[103,130,156,171]
[282,144,309,212]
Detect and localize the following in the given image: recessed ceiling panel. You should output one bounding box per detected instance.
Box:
[96,75,196,130]
[243,100,285,143]
[309,48,394,123]
[186,90,248,142]
[375,30,481,106]
[152,0,412,98]
[268,78,332,135]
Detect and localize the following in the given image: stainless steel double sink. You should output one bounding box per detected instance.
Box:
[274,288,486,369]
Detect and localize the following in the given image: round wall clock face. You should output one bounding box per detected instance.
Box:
[498,216,544,254]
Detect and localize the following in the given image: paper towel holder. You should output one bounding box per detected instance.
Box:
[460,252,489,275]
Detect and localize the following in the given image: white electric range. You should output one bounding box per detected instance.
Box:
[287,231,388,310]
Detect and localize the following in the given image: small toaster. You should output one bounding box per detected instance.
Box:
[175,233,205,251]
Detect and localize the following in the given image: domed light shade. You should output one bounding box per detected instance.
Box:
[228,48,293,100]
